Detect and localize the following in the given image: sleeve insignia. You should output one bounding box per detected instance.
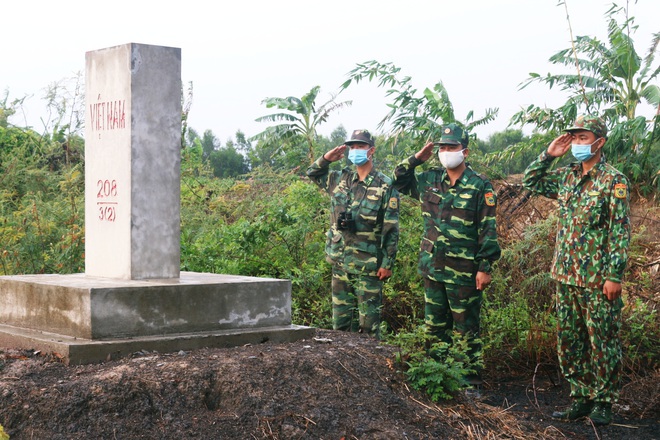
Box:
[389,197,398,209]
[484,192,496,206]
[614,183,627,199]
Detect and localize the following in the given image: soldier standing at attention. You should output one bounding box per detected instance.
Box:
[306,129,399,338]
[393,124,501,393]
[523,115,631,425]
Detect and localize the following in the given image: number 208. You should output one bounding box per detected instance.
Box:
[97,179,118,198]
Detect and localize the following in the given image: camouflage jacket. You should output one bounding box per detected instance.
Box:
[523,152,631,289]
[306,156,399,276]
[393,156,501,285]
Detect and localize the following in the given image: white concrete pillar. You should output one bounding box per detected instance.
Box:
[85,43,181,280]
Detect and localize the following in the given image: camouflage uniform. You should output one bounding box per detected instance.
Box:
[306,156,399,337]
[523,142,631,404]
[393,156,501,366]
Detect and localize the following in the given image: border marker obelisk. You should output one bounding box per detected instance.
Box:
[0,43,314,364]
[85,43,181,279]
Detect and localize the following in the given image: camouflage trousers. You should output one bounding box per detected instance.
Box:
[556,283,623,403]
[424,278,482,366]
[331,267,383,338]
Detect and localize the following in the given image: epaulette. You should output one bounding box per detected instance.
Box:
[378,172,392,185]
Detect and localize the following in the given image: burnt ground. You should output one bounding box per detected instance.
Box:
[0,329,657,440]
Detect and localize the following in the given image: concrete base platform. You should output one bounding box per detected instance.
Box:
[0,322,315,365]
[0,271,315,364]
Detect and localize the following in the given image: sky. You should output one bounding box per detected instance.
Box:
[2,0,658,144]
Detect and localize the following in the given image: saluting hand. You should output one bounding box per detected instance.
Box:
[547,133,573,158]
[415,142,435,162]
[324,145,347,162]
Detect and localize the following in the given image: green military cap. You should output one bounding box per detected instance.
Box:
[434,123,469,147]
[345,129,375,146]
[564,115,608,138]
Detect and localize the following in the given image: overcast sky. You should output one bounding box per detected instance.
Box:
[2,0,658,144]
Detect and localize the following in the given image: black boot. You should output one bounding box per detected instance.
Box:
[551,399,594,420]
[589,402,612,425]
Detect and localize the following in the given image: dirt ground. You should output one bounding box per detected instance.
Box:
[0,329,657,440]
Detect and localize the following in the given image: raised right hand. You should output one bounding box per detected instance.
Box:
[547,133,573,158]
[323,144,347,162]
[414,142,435,162]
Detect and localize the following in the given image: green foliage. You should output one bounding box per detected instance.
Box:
[622,297,659,368]
[511,3,660,191]
[471,131,556,178]
[0,125,84,275]
[209,144,249,178]
[0,421,9,440]
[251,86,352,163]
[388,327,477,401]
[1,90,18,128]
[481,216,558,362]
[179,155,333,327]
[184,129,250,178]
[340,60,498,148]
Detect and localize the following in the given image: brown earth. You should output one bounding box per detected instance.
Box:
[0,328,657,440]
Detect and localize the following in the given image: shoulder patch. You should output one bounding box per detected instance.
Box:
[614,183,627,199]
[484,191,496,207]
[389,197,398,209]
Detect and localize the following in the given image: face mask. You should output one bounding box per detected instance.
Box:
[348,149,369,166]
[438,149,465,169]
[571,140,599,162]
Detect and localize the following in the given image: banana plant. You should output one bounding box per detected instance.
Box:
[511,3,659,189]
[251,86,352,164]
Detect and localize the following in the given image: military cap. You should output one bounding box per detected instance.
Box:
[345,129,375,146]
[434,123,469,147]
[564,115,608,138]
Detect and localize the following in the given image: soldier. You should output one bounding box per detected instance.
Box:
[523,115,631,425]
[306,129,399,338]
[393,123,501,392]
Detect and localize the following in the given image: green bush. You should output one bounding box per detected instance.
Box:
[622,297,659,369]
[481,216,557,364]
[387,327,478,401]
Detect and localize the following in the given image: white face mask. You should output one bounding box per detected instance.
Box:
[438,149,465,169]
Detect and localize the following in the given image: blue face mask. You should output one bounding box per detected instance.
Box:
[348,149,370,166]
[571,141,598,162]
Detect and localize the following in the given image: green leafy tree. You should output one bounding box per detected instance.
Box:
[210,143,248,178]
[470,129,556,178]
[250,86,352,164]
[185,127,201,149]
[200,129,220,161]
[340,61,498,152]
[329,125,347,147]
[233,130,252,157]
[511,3,660,189]
[312,125,348,156]
[247,136,308,172]
[1,90,19,128]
